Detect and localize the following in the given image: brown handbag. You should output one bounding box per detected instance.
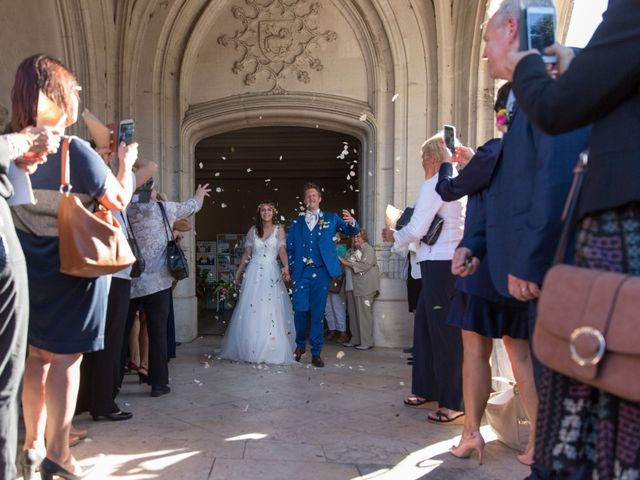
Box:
[58,137,135,278]
[534,152,640,402]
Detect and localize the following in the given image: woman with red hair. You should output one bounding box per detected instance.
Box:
[9,54,138,479]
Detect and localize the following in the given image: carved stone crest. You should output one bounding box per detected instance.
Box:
[218,0,337,94]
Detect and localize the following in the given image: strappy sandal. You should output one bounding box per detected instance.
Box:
[404,395,428,407]
[427,409,465,424]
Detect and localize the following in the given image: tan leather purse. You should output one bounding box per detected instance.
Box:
[58,137,135,278]
[534,152,640,402]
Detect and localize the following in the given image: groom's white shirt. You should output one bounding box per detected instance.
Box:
[305,209,320,231]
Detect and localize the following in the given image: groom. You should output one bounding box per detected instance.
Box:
[287,182,360,367]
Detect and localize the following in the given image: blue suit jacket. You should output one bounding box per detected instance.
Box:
[437,138,503,302]
[460,105,591,298]
[287,212,360,281]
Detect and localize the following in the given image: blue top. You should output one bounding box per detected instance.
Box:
[436,139,504,302]
[12,136,111,353]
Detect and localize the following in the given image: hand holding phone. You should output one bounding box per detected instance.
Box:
[523,7,557,63]
[444,125,456,156]
[118,119,135,145]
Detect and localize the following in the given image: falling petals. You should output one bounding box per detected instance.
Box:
[359,113,367,122]
[198,162,203,169]
[392,93,399,102]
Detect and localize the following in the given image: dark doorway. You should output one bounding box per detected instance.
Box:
[194,126,361,334]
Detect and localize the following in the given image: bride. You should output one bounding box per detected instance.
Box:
[219,201,296,364]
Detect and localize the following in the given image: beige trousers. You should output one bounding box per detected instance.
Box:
[346,291,375,347]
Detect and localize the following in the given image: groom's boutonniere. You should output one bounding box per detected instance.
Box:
[495,108,512,131]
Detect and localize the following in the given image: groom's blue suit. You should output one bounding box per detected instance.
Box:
[287,211,359,356]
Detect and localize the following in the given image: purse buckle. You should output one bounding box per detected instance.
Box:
[569,326,606,367]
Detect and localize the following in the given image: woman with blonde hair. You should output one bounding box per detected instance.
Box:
[383,132,466,423]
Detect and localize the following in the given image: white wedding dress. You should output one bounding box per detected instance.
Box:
[219,225,296,364]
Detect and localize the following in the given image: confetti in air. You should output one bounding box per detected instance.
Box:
[359,113,367,122]
[215,172,220,176]
[349,171,356,177]
[368,171,372,176]
[280,216,285,221]
[246,168,252,173]
[336,351,345,360]
[392,93,399,102]
[221,203,227,208]
[216,187,223,193]
[222,156,227,161]
[198,162,203,169]
[279,155,283,160]
[350,209,355,214]
[364,300,371,307]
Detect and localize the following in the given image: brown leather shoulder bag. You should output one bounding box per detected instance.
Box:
[534,152,640,402]
[58,137,135,278]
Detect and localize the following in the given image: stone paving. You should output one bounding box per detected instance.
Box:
[21,336,530,479]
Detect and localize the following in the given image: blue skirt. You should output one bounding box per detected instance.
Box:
[447,289,528,339]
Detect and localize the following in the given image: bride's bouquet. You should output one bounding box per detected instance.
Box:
[214,280,239,310]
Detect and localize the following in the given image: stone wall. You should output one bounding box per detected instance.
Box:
[0,0,573,346]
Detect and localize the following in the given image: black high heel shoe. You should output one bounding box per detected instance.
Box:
[20,449,43,480]
[138,367,149,384]
[40,458,95,480]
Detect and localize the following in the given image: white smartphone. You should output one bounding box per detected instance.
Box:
[525,7,557,63]
[443,125,456,156]
[118,119,135,145]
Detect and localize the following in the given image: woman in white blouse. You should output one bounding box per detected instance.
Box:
[383,132,466,423]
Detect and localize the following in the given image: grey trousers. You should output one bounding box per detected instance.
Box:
[0,198,29,480]
[346,291,375,347]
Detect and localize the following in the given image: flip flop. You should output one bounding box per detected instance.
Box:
[427,410,465,424]
[404,396,428,407]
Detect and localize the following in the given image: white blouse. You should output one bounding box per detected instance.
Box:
[392,172,466,262]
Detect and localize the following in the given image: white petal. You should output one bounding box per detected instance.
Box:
[392,93,399,102]
[246,168,252,173]
[198,162,203,169]
[221,203,227,208]
[359,113,367,121]
[215,172,220,176]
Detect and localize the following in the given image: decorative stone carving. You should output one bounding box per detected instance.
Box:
[218,0,337,94]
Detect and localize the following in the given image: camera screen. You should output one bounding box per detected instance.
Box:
[444,126,455,155]
[528,12,555,52]
[118,122,135,145]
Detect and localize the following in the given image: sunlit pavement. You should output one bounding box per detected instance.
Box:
[23,336,530,479]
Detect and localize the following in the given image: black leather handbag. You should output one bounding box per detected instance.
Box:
[123,212,145,278]
[396,207,444,246]
[158,202,189,281]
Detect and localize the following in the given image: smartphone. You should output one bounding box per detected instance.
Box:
[443,125,456,156]
[132,190,152,203]
[525,6,557,63]
[118,119,135,145]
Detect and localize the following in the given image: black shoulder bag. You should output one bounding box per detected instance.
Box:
[396,206,444,246]
[158,202,189,281]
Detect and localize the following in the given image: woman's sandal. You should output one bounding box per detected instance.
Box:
[404,395,428,407]
[427,409,465,424]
